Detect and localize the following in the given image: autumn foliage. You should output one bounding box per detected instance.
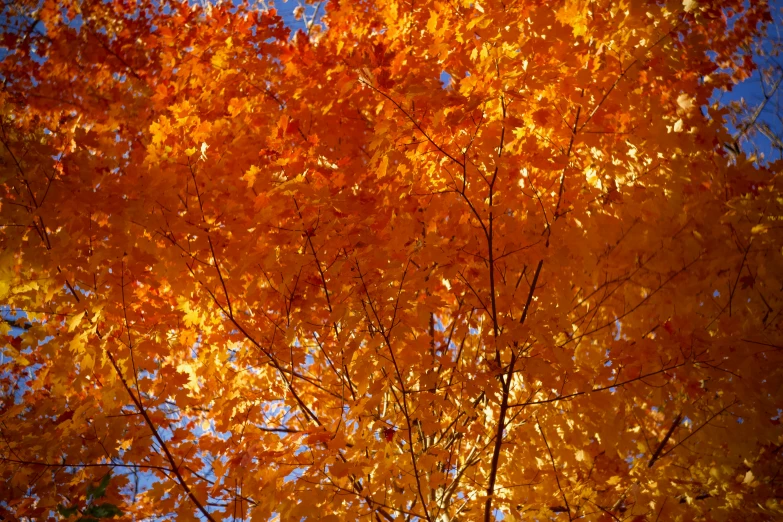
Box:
[1,0,782,520]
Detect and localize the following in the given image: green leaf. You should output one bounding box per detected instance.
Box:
[85,503,123,519]
[86,473,111,501]
[57,504,80,519]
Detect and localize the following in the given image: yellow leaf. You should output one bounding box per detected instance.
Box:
[427,11,438,34]
[242,165,260,187]
[176,361,201,393]
[70,333,86,354]
[677,93,694,112]
[68,311,85,332]
[377,155,389,178]
[751,224,769,235]
[81,351,94,370]
[683,0,698,12]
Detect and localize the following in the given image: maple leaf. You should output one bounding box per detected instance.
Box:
[382,427,395,442]
[0,0,780,521]
[54,410,75,426]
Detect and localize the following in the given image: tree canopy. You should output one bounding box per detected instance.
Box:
[1,0,782,520]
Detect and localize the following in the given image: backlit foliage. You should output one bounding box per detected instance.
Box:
[1,0,782,520]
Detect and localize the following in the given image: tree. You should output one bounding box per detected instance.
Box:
[721,2,783,162]
[1,0,781,520]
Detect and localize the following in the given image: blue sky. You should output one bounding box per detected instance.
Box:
[712,0,783,162]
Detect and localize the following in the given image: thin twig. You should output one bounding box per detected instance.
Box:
[537,416,571,521]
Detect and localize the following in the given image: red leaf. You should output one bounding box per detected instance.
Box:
[663,321,675,335]
[55,410,74,425]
